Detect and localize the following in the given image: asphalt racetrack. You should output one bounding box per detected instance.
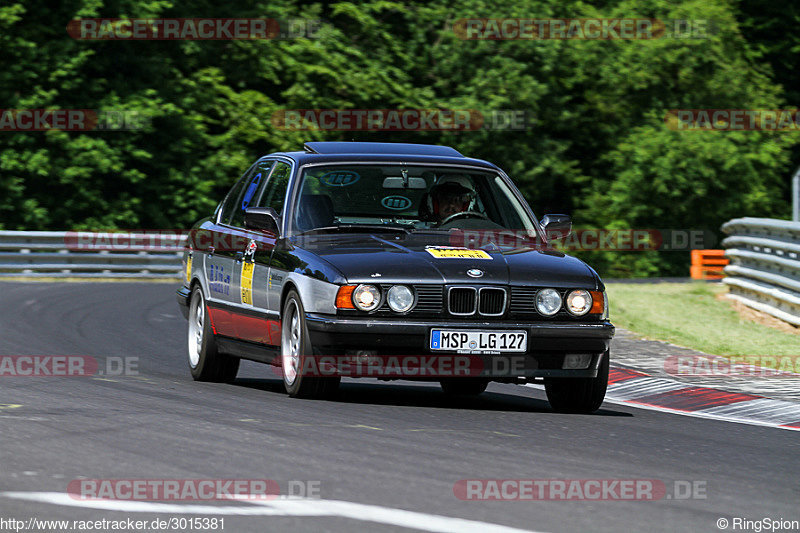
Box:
[0,282,797,532]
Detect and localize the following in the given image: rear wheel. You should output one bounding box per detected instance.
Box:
[544,350,609,413]
[281,290,340,398]
[187,286,239,382]
[440,378,489,396]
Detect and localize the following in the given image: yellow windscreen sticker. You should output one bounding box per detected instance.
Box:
[426,248,491,260]
[240,262,254,305]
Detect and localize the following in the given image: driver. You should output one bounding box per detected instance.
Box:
[429,180,476,226]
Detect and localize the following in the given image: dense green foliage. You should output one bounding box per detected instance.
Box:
[0,0,796,276]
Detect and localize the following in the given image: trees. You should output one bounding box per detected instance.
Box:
[0,0,794,276]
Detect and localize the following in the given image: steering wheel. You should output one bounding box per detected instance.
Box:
[438,211,489,226]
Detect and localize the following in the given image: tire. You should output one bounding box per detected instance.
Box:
[187,286,240,382]
[440,378,489,396]
[281,290,340,398]
[544,350,609,414]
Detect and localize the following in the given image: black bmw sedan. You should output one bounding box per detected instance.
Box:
[177,141,614,413]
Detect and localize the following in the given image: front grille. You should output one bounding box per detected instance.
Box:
[373,284,443,316]
[446,286,507,316]
[448,287,477,315]
[510,287,540,316]
[411,285,444,313]
[479,288,506,316]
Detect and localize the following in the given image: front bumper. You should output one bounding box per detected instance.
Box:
[304,314,614,379]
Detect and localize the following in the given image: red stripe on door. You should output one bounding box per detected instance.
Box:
[207,307,237,337]
[208,307,280,345]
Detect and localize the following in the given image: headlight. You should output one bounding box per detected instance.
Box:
[566,289,592,316]
[535,288,561,316]
[387,285,414,313]
[353,284,381,311]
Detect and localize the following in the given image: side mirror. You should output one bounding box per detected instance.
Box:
[540,214,572,240]
[244,207,281,236]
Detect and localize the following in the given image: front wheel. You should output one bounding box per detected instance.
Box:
[544,350,609,414]
[281,290,339,398]
[187,286,239,382]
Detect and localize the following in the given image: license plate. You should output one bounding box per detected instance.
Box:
[430,330,527,353]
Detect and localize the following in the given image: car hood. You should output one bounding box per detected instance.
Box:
[290,233,599,288]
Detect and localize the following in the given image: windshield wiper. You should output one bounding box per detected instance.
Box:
[408,228,452,234]
[297,224,410,236]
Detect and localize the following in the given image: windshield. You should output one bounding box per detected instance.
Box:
[291,165,537,234]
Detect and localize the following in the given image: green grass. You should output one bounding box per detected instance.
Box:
[606,282,799,356]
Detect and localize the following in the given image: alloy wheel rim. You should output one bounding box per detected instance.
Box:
[281,300,301,385]
[187,292,203,367]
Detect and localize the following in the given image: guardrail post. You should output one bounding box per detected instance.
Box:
[59,249,70,274]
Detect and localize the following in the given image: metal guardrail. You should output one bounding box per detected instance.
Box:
[0,231,185,278]
[720,217,800,326]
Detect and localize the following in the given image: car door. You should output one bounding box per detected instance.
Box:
[229,159,286,345]
[258,161,294,326]
[203,162,261,337]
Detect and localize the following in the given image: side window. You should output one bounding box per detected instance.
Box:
[219,163,258,225]
[255,161,292,214]
[229,161,274,228]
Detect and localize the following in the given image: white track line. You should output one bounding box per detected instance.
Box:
[600,396,800,432]
[0,492,541,533]
[525,383,800,432]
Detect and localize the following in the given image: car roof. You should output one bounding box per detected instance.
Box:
[265,142,501,171]
[303,141,464,157]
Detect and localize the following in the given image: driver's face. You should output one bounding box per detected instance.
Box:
[439,195,466,220]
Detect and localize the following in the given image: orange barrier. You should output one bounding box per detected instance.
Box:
[690,249,728,280]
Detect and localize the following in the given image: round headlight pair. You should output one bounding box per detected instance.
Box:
[535,289,593,316]
[352,284,414,313]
